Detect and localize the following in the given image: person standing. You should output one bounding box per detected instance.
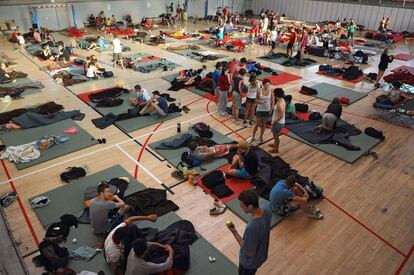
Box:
[112,34,124,69]
[218,66,231,116]
[299,26,308,62]
[268,27,277,56]
[269,88,285,154]
[232,68,247,124]
[227,190,271,275]
[212,62,223,106]
[243,73,260,127]
[287,26,297,58]
[347,20,356,46]
[247,79,274,144]
[375,48,393,88]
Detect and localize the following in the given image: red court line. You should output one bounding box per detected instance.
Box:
[395,244,414,274]
[206,101,246,140]
[1,160,40,247]
[324,196,405,257]
[134,122,164,179]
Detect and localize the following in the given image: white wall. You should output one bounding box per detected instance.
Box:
[252,0,414,32]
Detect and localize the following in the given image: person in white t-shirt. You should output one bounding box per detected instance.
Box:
[268,27,277,56]
[104,214,158,274]
[112,35,124,68]
[128,84,151,107]
[86,61,98,79]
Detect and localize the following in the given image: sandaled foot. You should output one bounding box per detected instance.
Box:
[269,149,279,154]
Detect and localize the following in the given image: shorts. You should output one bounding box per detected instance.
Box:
[322,113,337,130]
[271,41,276,49]
[287,43,294,49]
[151,105,167,117]
[271,123,284,134]
[235,167,252,179]
[256,111,269,119]
[113,52,122,61]
[232,92,242,109]
[245,97,256,104]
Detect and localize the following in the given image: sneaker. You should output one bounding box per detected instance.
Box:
[243,121,249,127]
[209,207,226,215]
[247,136,254,144]
[315,208,321,214]
[214,199,226,209]
[307,212,323,220]
[0,191,18,208]
[245,123,252,128]
[233,119,241,125]
[258,138,263,144]
[249,120,255,125]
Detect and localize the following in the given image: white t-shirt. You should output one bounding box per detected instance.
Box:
[137,88,151,102]
[262,17,269,31]
[17,35,25,45]
[104,222,126,263]
[198,69,207,79]
[270,30,277,42]
[86,65,96,78]
[113,38,122,53]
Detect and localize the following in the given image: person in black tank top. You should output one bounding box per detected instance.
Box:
[375,48,393,88]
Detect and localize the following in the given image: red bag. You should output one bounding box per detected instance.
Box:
[340,97,350,104]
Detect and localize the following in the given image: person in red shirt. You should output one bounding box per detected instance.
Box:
[287,26,297,58]
[223,6,228,23]
[218,66,231,116]
[299,26,308,61]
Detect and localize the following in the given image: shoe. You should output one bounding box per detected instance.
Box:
[307,212,323,220]
[0,191,18,208]
[243,121,248,127]
[249,120,255,125]
[258,138,263,144]
[209,207,226,215]
[233,119,241,125]
[247,136,254,144]
[370,151,379,160]
[245,123,252,128]
[315,208,321,214]
[214,199,226,209]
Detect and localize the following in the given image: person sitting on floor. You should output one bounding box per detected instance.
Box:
[284,95,296,116]
[55,44,70,63]
[104,214,158,274]
[188,142,239,161]
[33,29,42,44]
[139,90,168,117]
[226,141,258,179]
[314,97,342,133]
[125,238,174,275]
[90,182,130,235]
[86,60,98,79]
[0,62,15,84]
[386,82,409,105]
[270,175,323,219]
[128,84,151,107]
[39,44,53,60]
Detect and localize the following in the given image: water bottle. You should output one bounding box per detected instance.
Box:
[177,122,181,133]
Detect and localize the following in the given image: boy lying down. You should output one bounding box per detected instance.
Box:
[188,142,239,161]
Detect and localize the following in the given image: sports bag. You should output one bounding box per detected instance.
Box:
[340,97,350,105]
[193,122,213,138]
[319,64,332,71]
[34,240,69,272]
[364,127,385,141]
[300,85,318,95]
[60,167,86,182]
[201,170,225,189]
[45,222,70,243]
[294,103,309,113]
[309,112,322,120]
[103,71,114,78]
[74,58,85,65]
[304,181,324,200]
[181,151,201,168]
[343,65,362,80]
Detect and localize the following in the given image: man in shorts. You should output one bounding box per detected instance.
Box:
[226,141,258,179]
[286,26,297,58]
[269,88,285,154]
[139,90,168,117]
[112,34,124,68]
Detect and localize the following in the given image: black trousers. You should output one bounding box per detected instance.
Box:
[239,264,257,275]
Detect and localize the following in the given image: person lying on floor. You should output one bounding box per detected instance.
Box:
[176,65,208,85]
[128,84,151,107]
[269,175,323,219]
[188,142,239,161]
[90,182,130,235]
[125,238,174,275]
[385,82,410,105]
[0,63,16,84]
[139,91,168,117]
[105,214,158,274]
[314,97,342,133]
[226,141,258,179]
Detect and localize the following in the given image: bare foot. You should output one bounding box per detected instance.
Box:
[268,143,275,148]
[269,149,279,154]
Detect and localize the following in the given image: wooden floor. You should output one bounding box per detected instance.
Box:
[0,21,413,275]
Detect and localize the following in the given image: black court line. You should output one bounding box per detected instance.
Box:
[22,249,40,259]
[161,183,175,195]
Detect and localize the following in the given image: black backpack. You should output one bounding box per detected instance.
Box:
[193,122,213,138]
[364,127,385,141]
[103,71,114,78]
[295,103,309,113]
[300,86,318,95]
[309,112,322,120]
[34,240,69,272]
[201,170,225,189]
[60,167,86,183]
[304,181,324,200]
[45,222,70,243]
[74,58,85,65]
[319,64,332,71]
[343,66,362,80]
[180,151,201,168]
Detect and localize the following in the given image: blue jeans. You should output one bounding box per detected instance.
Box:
[235,168,252,179]
[218,90,228,115]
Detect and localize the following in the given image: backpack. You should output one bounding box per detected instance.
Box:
[193,122,213,138]
[364,127,385,141]
[103,71,114,78]
[45,222,70,243]
[294,103,309,113]
[201,170,225,189]
[319,64,332,71]
[309,112,322,120]
[60,167,86,182]
[304,181,324,200]
[300,85,318,95]
[343,66,362,80]
[181,151,201,168]
[34,240,69,272]
[74,58,85,65]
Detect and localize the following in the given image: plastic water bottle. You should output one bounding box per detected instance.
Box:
[177,122,181,133]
